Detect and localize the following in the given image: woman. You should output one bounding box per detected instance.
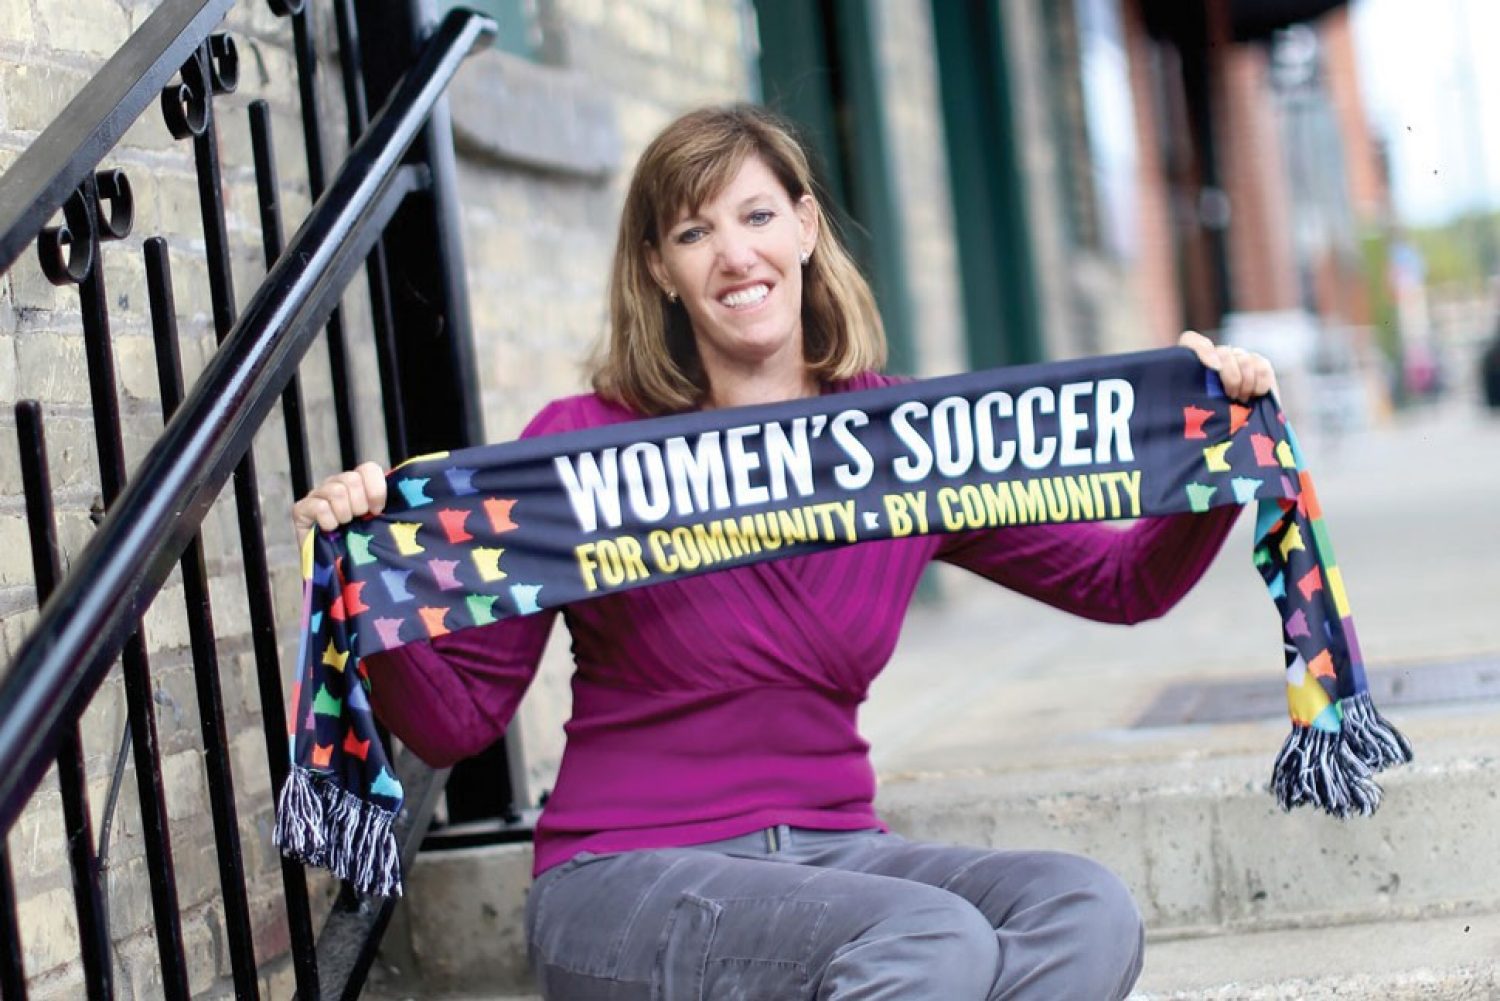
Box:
[294,105,1276,1000]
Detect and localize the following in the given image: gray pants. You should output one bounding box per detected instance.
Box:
[524,827,1144,1000]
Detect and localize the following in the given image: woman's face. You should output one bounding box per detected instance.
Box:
[646,154,818,386]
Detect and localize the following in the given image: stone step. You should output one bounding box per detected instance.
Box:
[373,841,537,999]
[372,733,1497,996]
[1130,910,1500,999]
[875,731,1500,937]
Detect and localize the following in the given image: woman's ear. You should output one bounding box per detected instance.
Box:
[795,194,819,260]
[644,241,671,294]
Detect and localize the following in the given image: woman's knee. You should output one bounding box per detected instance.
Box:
[1029,853,1144,998]
[1057,854,1143,951]
[825,891,999,998]
[946,850,1142,999]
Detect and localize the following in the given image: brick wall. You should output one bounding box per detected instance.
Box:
[450,0,757,802]
[0,1,369,996]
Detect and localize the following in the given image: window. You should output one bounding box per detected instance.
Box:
[439,0,545,60]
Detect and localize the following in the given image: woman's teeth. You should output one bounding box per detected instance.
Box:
[720,284,769,308]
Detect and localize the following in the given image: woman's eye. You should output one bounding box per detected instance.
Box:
[675,227,706,245]
[747,209,774,226]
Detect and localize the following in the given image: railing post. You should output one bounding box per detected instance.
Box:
[352,0,532,835]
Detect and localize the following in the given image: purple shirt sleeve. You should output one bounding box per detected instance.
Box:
[935,507,1241,625]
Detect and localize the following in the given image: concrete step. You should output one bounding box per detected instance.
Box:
[373,841,537,999]
[372,826,1500,999]
[1130,910,1500,999]
[876,730,1500,937]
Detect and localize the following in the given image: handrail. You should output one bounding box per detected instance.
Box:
[0,7,497,839]
[0,0,234,274]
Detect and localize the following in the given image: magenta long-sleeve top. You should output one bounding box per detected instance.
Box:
[366,372,1239,875]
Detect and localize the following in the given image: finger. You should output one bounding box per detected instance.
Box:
[291,498,318,540]
[1249,356,1275,399]
[1177,330,1221,370]
[356,461,387,515]
[336,469,370,518]
[320,479,355,526]
[294,496,340,535]
[1218,347,1246,399]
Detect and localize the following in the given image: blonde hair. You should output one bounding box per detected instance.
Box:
[593,104,886,415]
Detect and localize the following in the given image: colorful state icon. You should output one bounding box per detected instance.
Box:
[1229,404,1251,435]
[321,640,349,672]
[484,497,519,533]
[444,467,478,496]
[1202,441,1232,472]
[373,617,404,650]
[380,568,414,603]
[510,583,543,614]
[1266,571,1286,601]
[466,593,500,626]
[311,743,334,768]
[1231,476,1261,504]
[390,522,424,556]
[370,766,403,800]
[347,531,377,566]
[397,477,433,508]
[1286,607,1311,639]
[343,728,371,761]
[472,546,507,582]
[313,684,342,717]
[1185,482,1217,512]
[428,558,463,591]
[342,581,369,617]
[1183,405,1213,439]
[1278,522,1305,561]
[438,508,474,544]
[418,606,451,638]
[1297,565,1324,601]
[1250,433,1278,467]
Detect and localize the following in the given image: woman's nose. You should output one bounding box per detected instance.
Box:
[715,230,756,272]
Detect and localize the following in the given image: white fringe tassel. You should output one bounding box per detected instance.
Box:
[273,766,403,898]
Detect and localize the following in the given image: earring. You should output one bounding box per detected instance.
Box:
[800,250,811,266]
[666,289,678,303]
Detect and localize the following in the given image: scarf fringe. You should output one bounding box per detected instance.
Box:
[1338,690,1415,771]
[1272,693,1413,818]
[273,765,403,897]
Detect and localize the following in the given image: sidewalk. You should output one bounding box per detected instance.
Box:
[866,395,1500,777]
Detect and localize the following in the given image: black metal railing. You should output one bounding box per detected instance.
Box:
[0,2,499,997]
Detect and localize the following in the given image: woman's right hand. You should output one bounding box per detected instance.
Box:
[292,461,388,546]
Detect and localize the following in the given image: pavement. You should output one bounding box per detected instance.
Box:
[865,395,1500,776]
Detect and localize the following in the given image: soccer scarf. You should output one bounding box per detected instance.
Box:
[274,347,1411,896]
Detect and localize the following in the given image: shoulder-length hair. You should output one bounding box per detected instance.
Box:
[593,104,886,415]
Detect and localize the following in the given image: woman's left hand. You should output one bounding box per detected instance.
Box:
[1177,330,1279,403]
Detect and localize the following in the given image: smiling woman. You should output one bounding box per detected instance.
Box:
[292,103,1282,1001]
[596,105,885,414]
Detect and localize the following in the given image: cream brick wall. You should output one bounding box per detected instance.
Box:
[458,0,757,802]
[0,0,362,995]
